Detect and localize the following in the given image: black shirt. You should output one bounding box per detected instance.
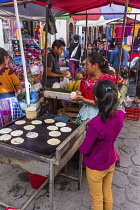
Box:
[69,43,81,60]
[46,50,61,87]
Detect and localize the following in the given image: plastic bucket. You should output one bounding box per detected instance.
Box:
[28,172,48,189]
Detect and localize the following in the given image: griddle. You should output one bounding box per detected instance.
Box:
[0,116,79,158]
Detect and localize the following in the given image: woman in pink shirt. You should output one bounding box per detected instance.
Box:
[79,80,124,210]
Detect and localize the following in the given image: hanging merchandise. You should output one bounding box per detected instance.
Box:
[35,23,41,41]
[9,38,43,87]
[43,4,57,35]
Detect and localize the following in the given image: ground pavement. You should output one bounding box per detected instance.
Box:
[0,119,140,210]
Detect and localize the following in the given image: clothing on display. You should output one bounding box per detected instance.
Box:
[9,38,43,86]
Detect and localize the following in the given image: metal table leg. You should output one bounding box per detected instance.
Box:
[49,163,54,210]
[78,153,83,190]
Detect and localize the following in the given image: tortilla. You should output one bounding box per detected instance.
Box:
[11,130,23,137]
[11,137,24,145]
[0,128,12,134]
[47,126,58,131]
[31,120,42,125]
[47,138,60,145]
[60,127,72,132]
[70,91,77,99]
[49,131,61,137]
[0,134,11,141]
[24,125,35,130]
[44,119,55,123]
[15,120,26,125]
[55,122,66,127]
[26,132,38,138]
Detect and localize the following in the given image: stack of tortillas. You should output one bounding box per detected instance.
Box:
[26,107,37,120]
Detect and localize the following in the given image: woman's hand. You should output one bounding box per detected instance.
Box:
[76,90,82,96]
[70,91,84,102]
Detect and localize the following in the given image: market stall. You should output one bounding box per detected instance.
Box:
[0,116,88,210]
[0,0,140,209]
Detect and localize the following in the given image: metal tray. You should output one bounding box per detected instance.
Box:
[0,116,79,158]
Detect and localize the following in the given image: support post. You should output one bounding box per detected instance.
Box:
[43,0,50,88]
[84,10,88,59]
[128,14,137,78]
[13,0,30,106]
[116,0,129,86]
[49,163,54,210]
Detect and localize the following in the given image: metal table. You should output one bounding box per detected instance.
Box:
[0,119,88,210]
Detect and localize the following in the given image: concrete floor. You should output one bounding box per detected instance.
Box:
[0,119,140,210]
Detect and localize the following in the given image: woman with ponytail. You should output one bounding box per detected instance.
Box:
[0,47,23,127]
[72,52,115,124]
[79,80,124,210]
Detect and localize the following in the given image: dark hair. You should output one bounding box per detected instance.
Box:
[0,47,8,65]
[73,35,79,42]
[87,43,93,47]
[94,80,118,122]
[115,42,124,61]
[52,40,65,49]
[87,52,109,73]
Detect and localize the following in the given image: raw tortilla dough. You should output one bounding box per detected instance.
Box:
[0,128,12,134]
[70,91,77,99]
[26,132,38,138]
[0,134,11,141]
[11,137,24,145]
[47,138,60,145]
[15,120,26,125]
[44,119,55,123]
[11,130,23,137]
[31,120,42,125]
[55,122,66,127]
[47,126,58,131]
[60,127,72,132]
[24,125,35,130]
[49,131,61,137]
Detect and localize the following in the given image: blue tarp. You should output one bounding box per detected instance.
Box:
[101,4,124,20]
[0,0,9,3]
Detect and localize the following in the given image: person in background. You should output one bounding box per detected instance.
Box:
[82,43,93,61]
[133,82,140,104]
[69,35,81,79]
[109,42,129,71]
[87,43,93,56]
[92,43,98,53]
[0,47,23,128]
[79,80,124,210]
[98,41,104,55]
[44,39,66,88]
[71,52,115,124]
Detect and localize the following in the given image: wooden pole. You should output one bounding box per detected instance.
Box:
[128,14,137,78]
[43,0,50,88]
[84,10,88,59]
[116,0,129,86]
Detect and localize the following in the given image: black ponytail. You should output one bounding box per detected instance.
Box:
[0,47,8,65]
[94,80,118,122]
[88,52,109,74]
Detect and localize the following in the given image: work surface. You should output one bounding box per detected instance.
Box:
[0,119,140,210]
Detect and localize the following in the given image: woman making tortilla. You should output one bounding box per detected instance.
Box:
[73,52,115,124]
[0,47,23,128]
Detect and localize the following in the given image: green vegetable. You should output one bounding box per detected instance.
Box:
[44,87,71,93]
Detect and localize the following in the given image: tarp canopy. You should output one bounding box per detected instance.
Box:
[32,0,140,14]
[0,0,140,14]
[76,16,122,27]
[72,4,124,20]
[0,2,65,20]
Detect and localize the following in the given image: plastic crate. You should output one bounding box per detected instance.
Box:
[125,106,140,121]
